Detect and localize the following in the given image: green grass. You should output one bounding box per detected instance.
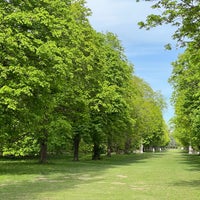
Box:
[0,149,200,200]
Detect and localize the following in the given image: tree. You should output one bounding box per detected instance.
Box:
[87,32,134,159]
[51,0,97,161]
[169,43,200,150]
[131,76,168,152]
[0,0,90,162]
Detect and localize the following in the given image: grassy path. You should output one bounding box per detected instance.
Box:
[0,150,200,199]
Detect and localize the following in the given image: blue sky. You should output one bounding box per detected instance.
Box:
[86,0,182,123]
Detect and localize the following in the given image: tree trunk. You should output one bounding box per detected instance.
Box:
[92,142,101,160]
[140,143,144,154]
[124,138,131,154]
[40,140,48,163]
[73,134,81,161]
[138,137,143,153]
[107,138,112,157]
[189,145,193,154]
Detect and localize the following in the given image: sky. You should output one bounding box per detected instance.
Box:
[86,0,183,123]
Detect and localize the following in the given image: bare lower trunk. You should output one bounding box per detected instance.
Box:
[40,141,48,163]
[124,138,131,154]
[107,138,112,157]
[140,143,144,154]
[189,145,193,154]
[73,134,81,161]
[92,142,101,160]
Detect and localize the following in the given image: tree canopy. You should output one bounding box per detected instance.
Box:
[0,0,169,161]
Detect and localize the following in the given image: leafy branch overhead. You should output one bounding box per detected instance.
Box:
[138,0,200,48]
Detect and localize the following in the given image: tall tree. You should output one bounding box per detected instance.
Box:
[52,0,96,161]
[88,32,133,159]
[0,0,90,162]
[169,43,200,150]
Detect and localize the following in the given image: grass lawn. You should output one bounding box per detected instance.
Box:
[0,149,200,200]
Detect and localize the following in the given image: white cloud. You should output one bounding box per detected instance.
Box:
[86,0,175,49]
[86,0,154,24]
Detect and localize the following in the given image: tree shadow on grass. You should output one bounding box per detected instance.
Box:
[0,174,106,200]
[172,180,200,188]
[0,168,111,200]
[178,152,200,172]
[0,152,165,199]
[0,152,164,175]
[170,152,200,189]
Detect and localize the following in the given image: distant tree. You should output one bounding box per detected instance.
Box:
[131,76,168,152]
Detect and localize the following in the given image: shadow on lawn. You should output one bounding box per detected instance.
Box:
[171,151,200,189]
[172,180,200,188]
[0,152,164,199]
[0,173,107,199]
[178,152,200,172]
[0,152,164,175]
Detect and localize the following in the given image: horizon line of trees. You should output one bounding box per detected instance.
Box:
[0,0,169,163]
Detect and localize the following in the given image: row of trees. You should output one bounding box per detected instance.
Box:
[139,0,200,152]
[0,0,169,163]
[170,43,200,151]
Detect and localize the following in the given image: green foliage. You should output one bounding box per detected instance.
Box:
[170,43,200,148]
[0,0,88,160]
[0,0,168,160]
[138,0,200,151]
[131,76,169,149]
[138,0,200,47]
[2,135,39,157]
[87,32,134,158]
